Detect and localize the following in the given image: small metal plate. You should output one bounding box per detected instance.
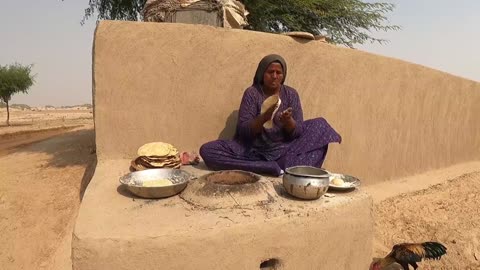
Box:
[328,173,361,191]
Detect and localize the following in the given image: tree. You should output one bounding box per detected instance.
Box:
[78,0,399,48]
[80,0,146,25]
[0,64,35,126]
[243,0,400,48]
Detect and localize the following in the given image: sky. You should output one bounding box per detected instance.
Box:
[0,1,96,107]
[0,0,479,106]
[358,0,480,83]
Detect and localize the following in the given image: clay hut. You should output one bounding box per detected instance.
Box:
[143,0,248,28]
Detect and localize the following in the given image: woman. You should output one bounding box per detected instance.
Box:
[200,54,341,176]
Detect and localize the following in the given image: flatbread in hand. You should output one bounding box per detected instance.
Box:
[261,95,281,129]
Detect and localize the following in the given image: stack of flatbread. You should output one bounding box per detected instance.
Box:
[131,142,181,170]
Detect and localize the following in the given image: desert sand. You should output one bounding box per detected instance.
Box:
[0,109,95,270]
[0,110,479,269]
[0,108,92,135]
[367,169,480,269]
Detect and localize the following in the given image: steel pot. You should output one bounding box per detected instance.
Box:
[283,166,330,200]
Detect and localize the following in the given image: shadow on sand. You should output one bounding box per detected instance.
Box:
[12,128,97,200]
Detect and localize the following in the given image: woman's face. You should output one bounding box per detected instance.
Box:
[263,62,284,90]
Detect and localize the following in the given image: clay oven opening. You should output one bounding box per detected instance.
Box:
[205,170,260,185]
[260,258,281,269]
[180,170,272,209]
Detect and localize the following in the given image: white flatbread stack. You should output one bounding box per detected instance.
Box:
[261,95,281,129]
[131,142,181,170]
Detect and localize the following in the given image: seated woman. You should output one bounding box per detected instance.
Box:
[200,54,341,176]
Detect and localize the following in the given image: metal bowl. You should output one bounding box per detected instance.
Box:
[283,166,330,200]
[119,168,193,199]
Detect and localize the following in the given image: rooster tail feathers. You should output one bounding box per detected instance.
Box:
[422,242,447,260]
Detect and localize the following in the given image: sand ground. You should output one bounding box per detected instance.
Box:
[0,110,95,270]
[367,170,480,269]
[0,110,479,269]
[0,109,92,135]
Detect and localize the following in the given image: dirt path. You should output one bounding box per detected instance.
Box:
[0,126,83,156]
[0,127,96,270]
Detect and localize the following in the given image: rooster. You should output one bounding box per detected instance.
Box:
[370,242,447,270]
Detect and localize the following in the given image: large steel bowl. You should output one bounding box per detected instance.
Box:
[119,168,193,199]
[283,166,330,200]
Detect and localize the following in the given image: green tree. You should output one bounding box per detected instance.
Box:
[78,0,399,48]
[243,0,400,48]
[80,0,146,25]
[0,64,35,126]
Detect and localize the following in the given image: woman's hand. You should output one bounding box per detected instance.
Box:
[280,107,296,135]
[279,107,293,125]
[250,103,278,136]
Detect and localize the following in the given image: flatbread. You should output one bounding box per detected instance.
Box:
[139,155,180,163]
[261,95,281,129]
[140,155,179,163]
[137,142,178,157]
[132,158,180,170]
[148,161,181,167]
[134,156,181,169]
[131,159,148,171]
[261,95,280,114]
[134,157,156,168]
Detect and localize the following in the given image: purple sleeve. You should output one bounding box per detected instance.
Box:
[236,88,259,142]
[288,88,304,139]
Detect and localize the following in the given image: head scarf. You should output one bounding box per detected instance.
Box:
[252,54,287,86]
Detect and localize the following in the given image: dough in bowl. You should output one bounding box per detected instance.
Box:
[142,179,173,187]
[331,178,345,186]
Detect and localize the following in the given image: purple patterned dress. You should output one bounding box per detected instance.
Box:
[200,85,342,176]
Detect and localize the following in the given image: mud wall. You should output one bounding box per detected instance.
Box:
[93,20,480,184]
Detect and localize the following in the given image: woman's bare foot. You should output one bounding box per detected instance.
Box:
[180,151,200,165]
